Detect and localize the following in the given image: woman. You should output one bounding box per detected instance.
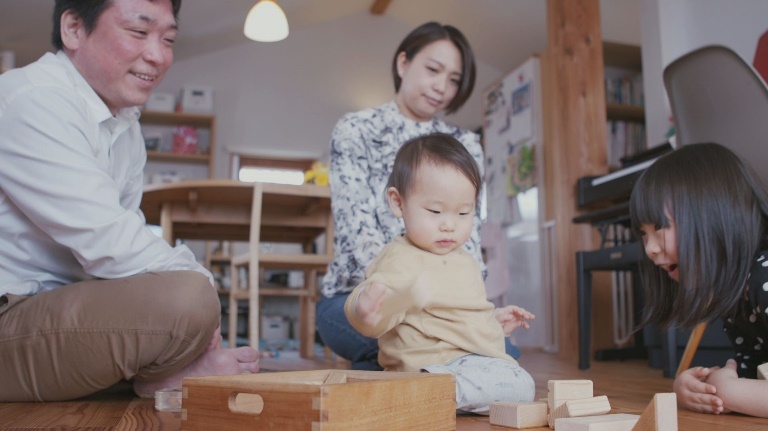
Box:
[317,22,494,370]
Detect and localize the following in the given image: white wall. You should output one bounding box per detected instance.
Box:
[641,0,768,147]
[156,11,503,179]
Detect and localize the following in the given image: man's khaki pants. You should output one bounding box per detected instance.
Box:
[0,271,218,402]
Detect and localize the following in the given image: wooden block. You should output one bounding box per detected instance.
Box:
[758,362,768,380]
[555,413,639,431]
[181,370,456,430]
[632,393,677,431]
[549,396,610,427]
[490,402,548,428]
[566,395,611,417]
[547,380,594,406]
[547,380,593,428]
[324,371,348,385]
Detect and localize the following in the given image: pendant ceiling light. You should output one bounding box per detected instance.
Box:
[244,0,289,42]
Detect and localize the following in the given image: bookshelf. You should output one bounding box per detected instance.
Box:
[140,111,216,178]
[603,42,646,169]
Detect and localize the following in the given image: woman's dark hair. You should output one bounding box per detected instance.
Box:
[391,22,476,115]
[629,142,768,329]
[52,0,182,50]
[387,133,481,202]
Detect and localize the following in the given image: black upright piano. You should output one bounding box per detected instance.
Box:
[572,144,672,373]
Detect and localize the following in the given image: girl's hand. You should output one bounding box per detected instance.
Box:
[705,359,741,414]
[673,366,725,414]
[493,305,535,336]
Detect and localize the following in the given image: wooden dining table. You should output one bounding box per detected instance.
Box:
[140,179,332,246]
[140,179,333,357]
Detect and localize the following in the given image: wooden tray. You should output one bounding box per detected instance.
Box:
[181,369,456,430]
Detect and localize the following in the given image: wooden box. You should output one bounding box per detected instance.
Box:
[181,369,456,431]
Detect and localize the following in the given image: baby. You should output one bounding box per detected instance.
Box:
[344,133,536,413]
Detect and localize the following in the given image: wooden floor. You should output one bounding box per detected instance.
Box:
[1,349,765,430]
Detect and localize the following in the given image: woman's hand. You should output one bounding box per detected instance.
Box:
[493,305,535,336]
[673,366,725,414]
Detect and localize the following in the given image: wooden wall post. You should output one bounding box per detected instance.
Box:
[543,0,608,360]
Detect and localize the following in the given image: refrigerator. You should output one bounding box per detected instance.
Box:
[481,56,557,351]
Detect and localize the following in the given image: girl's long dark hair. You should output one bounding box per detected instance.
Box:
[629,143,768,329]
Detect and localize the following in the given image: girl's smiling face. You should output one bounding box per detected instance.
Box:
[639,214,679,280]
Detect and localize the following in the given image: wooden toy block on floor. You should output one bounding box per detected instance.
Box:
[547,380,593,428]
[758,362,768,380]
[490,402,548,428]
[181,370,456,431]
[550,396,611,424]
[554,413,640,431]
[631,393,677,431]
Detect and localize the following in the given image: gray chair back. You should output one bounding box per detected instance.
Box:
[664,45,768,188]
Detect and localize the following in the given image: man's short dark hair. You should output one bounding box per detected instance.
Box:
[51,0,182,50]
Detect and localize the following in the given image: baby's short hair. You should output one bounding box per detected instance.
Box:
[386,133,481,200]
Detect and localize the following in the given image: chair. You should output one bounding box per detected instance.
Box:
[663,45,768,373]
[228,182,333,358]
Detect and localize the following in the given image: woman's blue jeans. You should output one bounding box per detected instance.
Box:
[316,293,382,370]
[315,293,521,371]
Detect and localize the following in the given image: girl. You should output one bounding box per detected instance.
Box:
[630,142,768,417]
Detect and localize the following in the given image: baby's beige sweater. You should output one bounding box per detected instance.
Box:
[345,235,515,371]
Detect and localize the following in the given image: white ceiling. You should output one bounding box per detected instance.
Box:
[0,0,641,74]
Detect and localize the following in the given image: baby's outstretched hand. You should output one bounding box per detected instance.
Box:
[356,282,387,327]
[673,366,725,414]
[494,305,535,336]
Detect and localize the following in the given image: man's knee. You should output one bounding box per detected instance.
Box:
[155,271,219,333]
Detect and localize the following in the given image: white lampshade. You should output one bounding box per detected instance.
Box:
[244,0,289,42]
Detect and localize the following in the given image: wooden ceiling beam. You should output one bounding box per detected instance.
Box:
[370,0,392,15]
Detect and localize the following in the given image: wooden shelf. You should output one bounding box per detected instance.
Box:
[140,110,216,178]
[146,151,210,164]
[140,110,215,128]
[209,254,232,263]
[606,103,645,122]
[603,42,642,70]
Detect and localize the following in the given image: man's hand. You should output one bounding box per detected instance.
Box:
[673,366,725,414]
[493,305,535,336]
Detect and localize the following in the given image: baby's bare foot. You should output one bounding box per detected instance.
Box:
[133,346,260,398]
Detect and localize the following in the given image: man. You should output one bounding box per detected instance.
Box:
[0,0,259,402]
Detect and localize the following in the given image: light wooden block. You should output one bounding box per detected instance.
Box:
[632,393,677,431]
[551,395,611,423]
[758,362,768,380]
[181,370,456,430]
[547,380,593,428]
[548,380,594,407]
[490,402,548,428]
[555,413,639,431]
[567,395,611,417]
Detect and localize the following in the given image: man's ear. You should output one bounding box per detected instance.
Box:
[60,10,85,51]
[386,187,405,218]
